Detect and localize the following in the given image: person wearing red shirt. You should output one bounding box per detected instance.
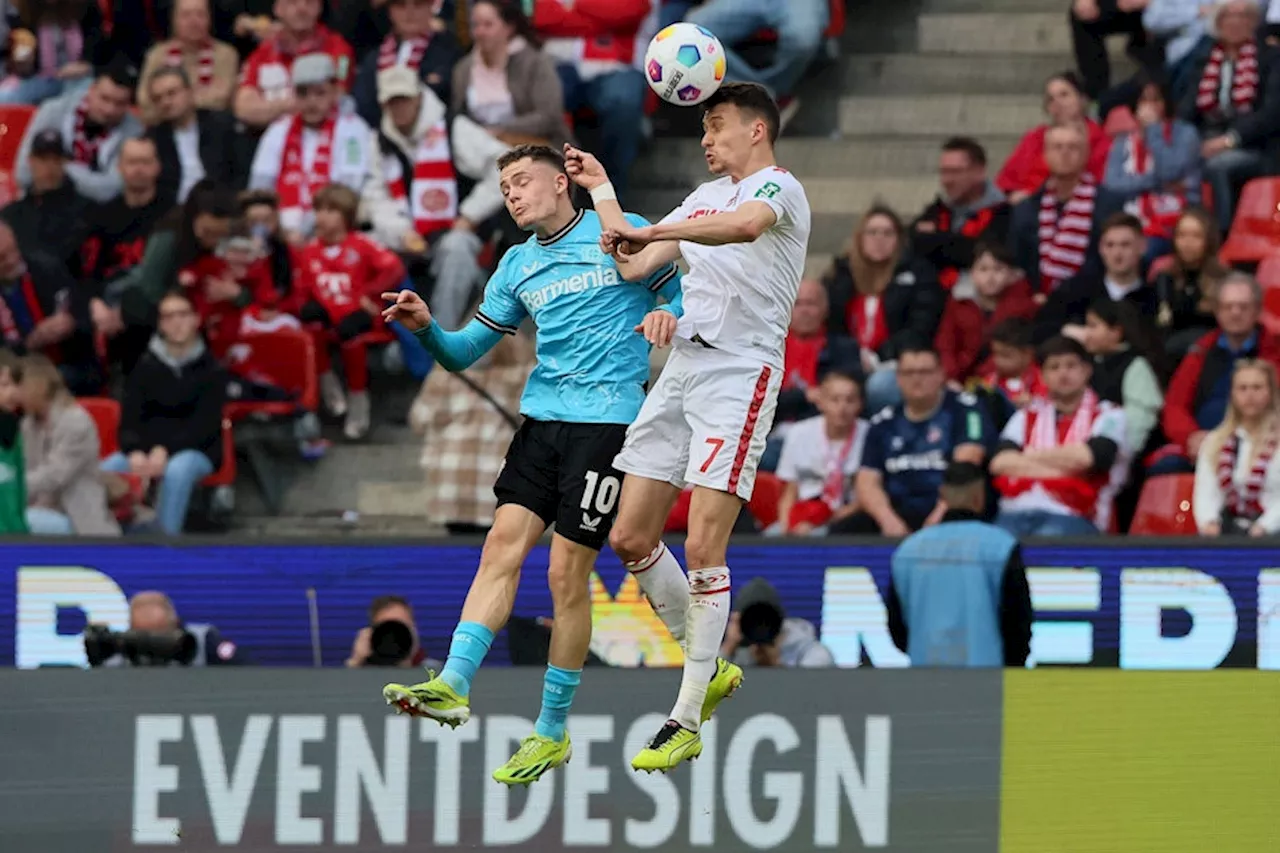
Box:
[296,184,405,440]
[997,72,1110,204]
[935,242,1038,385]
[235,0,356,131]
[177,220,279,360]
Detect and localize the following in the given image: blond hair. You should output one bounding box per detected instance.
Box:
[1204,359,1280,464]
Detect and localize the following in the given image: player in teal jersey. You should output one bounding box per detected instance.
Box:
[380,145,742,786]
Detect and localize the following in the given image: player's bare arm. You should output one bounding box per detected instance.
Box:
[611,201,778,249]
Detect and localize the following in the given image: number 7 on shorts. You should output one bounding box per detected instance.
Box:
[699,437,725,473]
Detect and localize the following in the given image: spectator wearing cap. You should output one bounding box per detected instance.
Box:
[0,128,94,268]
[0,0,103,107]
[0,221,102,396]
[997,72,1110,205]
[887,462,1031,668]
[1008,123,1124,297]
[235,0,356,131]
[148,66,244,204]
[911,137,1012,292]
[353,0,458,127]
[137,0,240,125]
[248,53,372,244]
[1179,0,1280,234]
[534,0,649,195]
[14,62,144,203]
[364,65,504,330]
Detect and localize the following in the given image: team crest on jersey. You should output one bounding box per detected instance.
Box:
[755,182,782,199]
[891,436,904,450]
[926,426,942,444]
[521,261,541,276]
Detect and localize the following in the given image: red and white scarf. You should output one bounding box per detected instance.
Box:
[821,427,859,508]
[71,96,105,168]
[166,40,216,89]
[385,123,458,237]
[276,113,337,222]
[1026,389,1099,450]
[1037,176,1096,292]
[1120,126,1185,239]
[1217,429,1279,520]
[1196,40,1259,115]
[378,34,430,71]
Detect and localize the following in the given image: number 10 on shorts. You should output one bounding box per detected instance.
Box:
[581,470,621,515]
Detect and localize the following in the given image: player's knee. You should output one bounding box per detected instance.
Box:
[610,524,657,565]
[547,558,589,608]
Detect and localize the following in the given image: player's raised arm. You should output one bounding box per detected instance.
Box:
[613,201,778,249]
[381,289,508,373]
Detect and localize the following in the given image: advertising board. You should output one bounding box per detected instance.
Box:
[1,540,1276,669]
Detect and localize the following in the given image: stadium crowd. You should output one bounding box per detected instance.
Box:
[0,0,1277,543]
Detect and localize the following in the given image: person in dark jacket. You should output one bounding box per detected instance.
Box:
[0,129,94,269]
[353,0,458,127]
[887,461,1032,668]
[147,66,245,204]
[1009,122,1126,296]
[1178,0,1280,233]
[102,288,224,535]
[911,136,1012,291]
[825,205,945,413]
[1033,212,1160,343]
[1153,207,1229,357]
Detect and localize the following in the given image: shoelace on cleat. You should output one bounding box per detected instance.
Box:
[646,720,684,750]
[513,736,547,761]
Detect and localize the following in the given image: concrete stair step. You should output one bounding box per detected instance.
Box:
[918,11,1133,55]
[922,0,1066,11]
[805,176,938,218]
[840,94,1044,136]
[843,53,1093,96]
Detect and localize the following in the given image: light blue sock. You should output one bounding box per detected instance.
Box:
[438,622,494,697]
[533,665,581,741]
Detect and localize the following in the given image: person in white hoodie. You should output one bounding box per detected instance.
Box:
[361,65,507,330]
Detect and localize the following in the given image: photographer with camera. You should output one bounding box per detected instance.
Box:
[347,595,441,669]
[719,577,835,668]
[85,591,245,667]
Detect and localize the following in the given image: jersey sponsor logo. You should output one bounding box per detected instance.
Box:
[688,208,722,220]
[967,411,983,441]
[884,449,947,475]
[317,272,354,304]
[519,266,621,312]
[755,182,782,199]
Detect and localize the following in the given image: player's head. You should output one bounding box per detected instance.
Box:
[497,144,575,233]
[1037,335,1092,403]
[818,369,863,432]
[939,461,986,515]
[895,339,945,409]
[700,82,779,176]
[989,317,1035,380]
[314,183,359,241]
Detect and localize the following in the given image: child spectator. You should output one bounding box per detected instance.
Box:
[19,354,118,535]
[137,0,239,123]
[0,0,102,106]
[1153,207,1228,357]
[0,348,26,533]
[997,72,1110,204]
[978,318,1046,424]
[178,218,278,359]
[934,242,1037,385]
[1194,359,1280,536]
[825,205,944,413]
[1084,298,1166,458]
[296,184,405,440]
[771,370,868,536]
[239,189,297,307]
[104,290,225,535]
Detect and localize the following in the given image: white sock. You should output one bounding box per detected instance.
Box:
[669,565,731,731]
[625,542,690,644]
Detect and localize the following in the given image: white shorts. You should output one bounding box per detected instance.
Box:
[614,338,782,500]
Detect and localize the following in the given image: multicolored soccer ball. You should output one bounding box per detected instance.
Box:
[644,23,727,106]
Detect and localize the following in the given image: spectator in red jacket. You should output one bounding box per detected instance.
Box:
[178,218,279,359]
[997,71,1110,205]
[911,137,1011,291]
[1158,271,1280,474]
[296,183,405,440]
[534,0,648,196]
[935,242,1037,385]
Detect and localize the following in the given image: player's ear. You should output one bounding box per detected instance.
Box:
[555,172,569,196]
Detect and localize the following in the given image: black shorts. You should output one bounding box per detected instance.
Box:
[494,419,628,550]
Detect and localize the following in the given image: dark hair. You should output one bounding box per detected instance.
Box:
[941,136,987,167]
[472,0,542,48]
[1037,334,1090,365]
[17,0,89,25]
[942,461,985,489]
[1045,70,1087,98]
[821,368,863,391]
[164,180,240,268]
[239,188,279,211]
[496,143,566,174]
[100,56,139,92]
[369,595,413,623]
[148,64,191,91]
[972,240,1014,268]
[1100,211,1145,238]
[0,349,22,382]
[158,288,196,310]
[704,82,781,145]
[1086,298,1167,380]
[990,317,1034,349]
[896,337,940,364]
[1125,69,1174,119]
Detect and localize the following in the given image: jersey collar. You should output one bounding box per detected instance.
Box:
[536,209,584,247]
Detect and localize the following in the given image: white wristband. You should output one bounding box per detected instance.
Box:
[589,182,617,204]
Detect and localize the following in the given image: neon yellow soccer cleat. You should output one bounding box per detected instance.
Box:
[492,733,573,786]
[700,657,744,723]
[630,720,702,773]
[383,673,471,728]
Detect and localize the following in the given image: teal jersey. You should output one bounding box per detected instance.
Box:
[415,209,682,424]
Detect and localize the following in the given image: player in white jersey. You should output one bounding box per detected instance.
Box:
[566,82,811,773]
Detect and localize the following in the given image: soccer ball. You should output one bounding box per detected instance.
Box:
[644,23,726,106]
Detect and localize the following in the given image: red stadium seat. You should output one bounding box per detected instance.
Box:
[200,418,237,487]
[1129,474,1198,535]
[1103,107,1138,137]
[1219,177,1280,266]
[80,397,121,458]
[747,471,785,529]
[224,329,318,421]
[0,105,34,172]
[1256,252,1280,324]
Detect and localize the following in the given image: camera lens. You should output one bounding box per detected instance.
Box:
[366,620,414,666]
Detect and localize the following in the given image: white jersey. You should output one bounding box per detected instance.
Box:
[663,166,811,367]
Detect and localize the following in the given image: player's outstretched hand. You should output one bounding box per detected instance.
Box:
[606,226,653,256]
[563,144,608,190]
[635,309,677,347]
[380,289,431,332]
